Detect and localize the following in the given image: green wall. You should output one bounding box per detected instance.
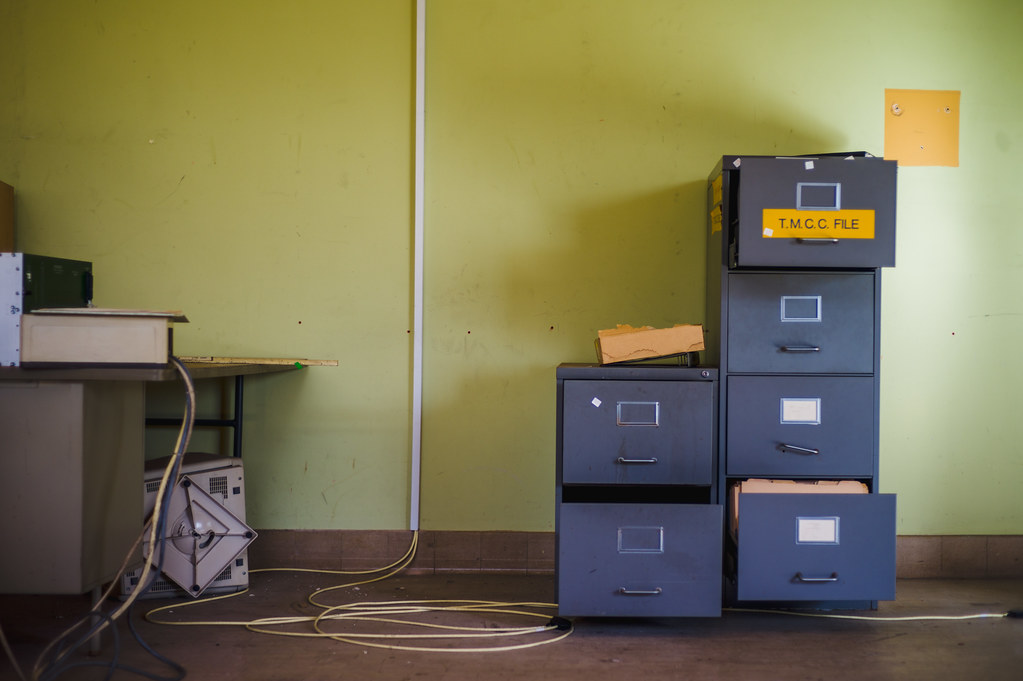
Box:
[2,1,1021,535]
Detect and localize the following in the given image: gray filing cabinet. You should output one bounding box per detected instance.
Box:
[705,154,897,607]
[555,364,722,617]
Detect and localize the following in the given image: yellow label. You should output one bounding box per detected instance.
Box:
[711,175,722,206]
[762,209,875,239]
[710,205,722,234]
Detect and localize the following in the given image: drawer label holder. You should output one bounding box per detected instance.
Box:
[617,400,660,426]
[780,397,821,425]
[796,516,840,544]
[618,526,665,554]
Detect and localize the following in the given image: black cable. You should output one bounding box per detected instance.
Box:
[38,602,186,680]
[125,604,187,681]
[36,610,121,681]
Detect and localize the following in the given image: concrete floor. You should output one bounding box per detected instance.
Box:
[3,573,1021,681]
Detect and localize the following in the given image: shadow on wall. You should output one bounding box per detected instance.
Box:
[423,19,865,526]
[498,133,847,364]
[500,181,710,362]
[419,129,852,530]
[419,358,556,529]
[431,4,861,369]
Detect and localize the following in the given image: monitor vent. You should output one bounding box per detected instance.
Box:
[148,577,180,593]
[208,475,228,500]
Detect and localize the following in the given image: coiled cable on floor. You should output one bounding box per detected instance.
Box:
[145,529,572,652]
[306,599,572,653]
[146,594,570,653]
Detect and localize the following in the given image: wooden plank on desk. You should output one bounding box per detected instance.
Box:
[33,307,189,323]
[179,356,339,367]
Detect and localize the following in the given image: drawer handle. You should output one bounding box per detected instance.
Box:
[796,238,840,244]
[780,345,821,353]
[616,457,659,464]
[793,572,839,583]
[618,587,663,596]
[778,443,820,456]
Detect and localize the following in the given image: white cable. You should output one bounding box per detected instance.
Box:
[725,607,1010,621]
[409,0,426,531]
[148,594,570,653]
[0,623,28,681]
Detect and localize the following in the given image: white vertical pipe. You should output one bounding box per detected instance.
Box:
[410,0,426,531]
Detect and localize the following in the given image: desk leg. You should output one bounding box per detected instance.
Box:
[146,375,246,457]
[232,374,244,458]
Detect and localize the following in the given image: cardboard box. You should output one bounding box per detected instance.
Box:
[729,478,869,539]
[1,181,13,251]
[20,308,187,367]
[596,323,704,364]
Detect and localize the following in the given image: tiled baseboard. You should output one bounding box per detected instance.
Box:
[248,530,555,575]
[896,535,1023,578]
[248,531,1023,579]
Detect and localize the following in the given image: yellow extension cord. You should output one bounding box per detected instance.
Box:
[143,529,574,653]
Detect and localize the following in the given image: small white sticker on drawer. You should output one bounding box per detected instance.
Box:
[591,397,602,408]
[797,516,840,544]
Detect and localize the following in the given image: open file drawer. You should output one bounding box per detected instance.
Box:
[717,155,896,269]
[734,492,895,602]
[558,502,723,617]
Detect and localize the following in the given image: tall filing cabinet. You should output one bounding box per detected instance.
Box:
[555,364,722,617]
[705,154,897,607]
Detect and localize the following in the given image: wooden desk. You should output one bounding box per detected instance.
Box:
[147,361,300,458]
[2,360,301,458]
[0,359,300,382]
[0,359,303,594]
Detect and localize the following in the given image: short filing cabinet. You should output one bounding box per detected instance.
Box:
[706,154,897,608]
[555,364,721,617]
